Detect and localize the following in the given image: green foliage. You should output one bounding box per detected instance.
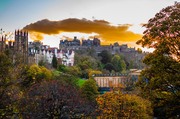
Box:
[0,52,26,118]
[66,66,82,77]
[75,55,99,78]
[104,63,115,72]
[58,65,81,77]
[52,54,57,69]
[136,2,180,118]
[137,53,180,118]
[0,52,12,79]
[54,72,79,87]
[128,60,134,69]
[0,52,13,118]
[77,55,98,70]
[38,59,46,66]
[77,79,86,87]
[111,54,126,72]
[57,64,67,72]
[98,50,112,64]
[52,70,61,77]
[81,79,99,101]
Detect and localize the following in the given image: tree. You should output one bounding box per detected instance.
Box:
[52,54,57,69]
[88,70,102,79]
[40,66,52,80]
[96,92,152,118]
[104,63,115,72]
[136,2,180,118]
[38,59,46,67]
[137,48,142,53]
[57,64,68,72]
[19,80,95,118]
[0,52,25,118]
[137,2,180,62]
[81,79,99,101]
[75,55,99,78]
[137,53,180,118]
[111,54,126,72]
[98,50,112,64]
[22,64,52,87]
[0,52,13,118]
[66,66,82,77]
[54,71,79,87]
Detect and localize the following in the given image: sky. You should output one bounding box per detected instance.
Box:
[0,0,179,51]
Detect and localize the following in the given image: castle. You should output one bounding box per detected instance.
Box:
[59,37,100,49]
[59,37,147,69]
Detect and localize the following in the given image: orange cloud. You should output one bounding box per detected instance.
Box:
[29,32,44,41]
[23,18,142,44]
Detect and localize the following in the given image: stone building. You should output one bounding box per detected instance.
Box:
[94,73,129,88]
[93,70,141,93]
[82,37,100,46]
[59,36,80,48]
[0,30,29,64]
[29,42,75,66]
[59,37,100,49]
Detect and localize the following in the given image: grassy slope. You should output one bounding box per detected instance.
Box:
[53,70,86,87]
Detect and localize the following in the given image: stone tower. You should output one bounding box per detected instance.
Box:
[14,30,29,64]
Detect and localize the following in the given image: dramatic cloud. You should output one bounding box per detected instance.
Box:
[29,32,44,41]
[23,18,142,44]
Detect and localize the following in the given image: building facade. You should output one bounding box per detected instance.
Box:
[94,73,129,88]
[29,42,75,66]
[0,30,29,64]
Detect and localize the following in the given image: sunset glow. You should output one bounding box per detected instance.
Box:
[0,0,178,51]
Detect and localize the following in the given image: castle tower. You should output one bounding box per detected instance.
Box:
[0,36,6,51]
[14,30,29,64]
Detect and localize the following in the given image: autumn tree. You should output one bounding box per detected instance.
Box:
[0,52,25,118]
[81,79,99,101]
[0,52,13,117]
[136,2,180,118]
[19,80,95,118]
[137,2,180,61]
[21,64,52,87]
[88,69,102,79]
[96,92,152,118]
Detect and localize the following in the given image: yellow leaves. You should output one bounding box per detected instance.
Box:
[27,64,52,80]
[28,64,42,79]
[41,66,52,80]
[96,92,152,118]
[88,69,102,79]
